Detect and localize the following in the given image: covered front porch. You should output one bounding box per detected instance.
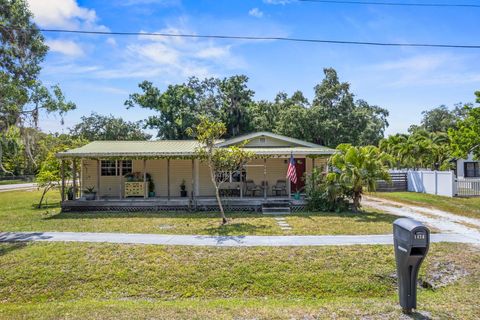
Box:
[59,156,328,212]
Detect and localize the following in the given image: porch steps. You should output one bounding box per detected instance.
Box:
[262,201,291,215]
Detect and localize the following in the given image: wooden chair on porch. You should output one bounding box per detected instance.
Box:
[245,180,261,197]
[272,179,287,196]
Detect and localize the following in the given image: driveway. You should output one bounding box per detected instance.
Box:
[0,183,37,192]
[0,231,477,247]
[364,196,480,242]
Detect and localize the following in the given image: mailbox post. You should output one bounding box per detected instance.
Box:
[393,218,430,314]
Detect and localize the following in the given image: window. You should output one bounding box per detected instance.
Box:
[464,162,480,178]
[100,160,133,176]
[101,160,117,176]
[119,160,132,175]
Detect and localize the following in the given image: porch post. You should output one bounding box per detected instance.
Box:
[119,160,123,199]
[96,159,101,200]
[194,159,200,197]
[263,158,267,199]
[287,156,291,198]
[191,159,195,200]
[167,158,171,200]
[80,159,84,198]
[60,160,65,202]
[143,159,147,199]
[72,159,77,200]
[312,157,316,186]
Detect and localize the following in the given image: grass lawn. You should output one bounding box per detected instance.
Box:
[0,242,478,319]
[370,192,480,219]
[0,190,398,235]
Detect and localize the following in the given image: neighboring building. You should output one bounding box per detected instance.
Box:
[57,132,335,211]
[455,153,480,179]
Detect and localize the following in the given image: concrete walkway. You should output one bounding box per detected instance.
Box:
[1,231,478,247]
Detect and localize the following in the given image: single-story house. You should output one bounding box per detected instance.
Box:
[455,152,480,179]
[57,132,335,212]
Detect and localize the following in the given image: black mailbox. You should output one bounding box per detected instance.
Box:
[393,218,430,314]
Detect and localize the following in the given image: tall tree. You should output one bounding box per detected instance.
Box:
[449,95,480,160]
[70,112,151,141]
[125,81,197,139]
[0,0,75,173]
[411,104,468,133]
[218,75,254,137]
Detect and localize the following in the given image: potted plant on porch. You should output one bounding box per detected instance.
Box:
[180,179,187,197]
[83,186,96,200]
[148,174,155,197]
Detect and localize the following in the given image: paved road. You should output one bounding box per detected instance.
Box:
[0,231,478,247]
[0,183,37,192]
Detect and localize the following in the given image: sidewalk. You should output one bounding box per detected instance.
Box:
[1,231,478,247]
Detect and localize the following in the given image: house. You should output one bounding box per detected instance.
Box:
[455,152,480,179]
[57,132,335,212]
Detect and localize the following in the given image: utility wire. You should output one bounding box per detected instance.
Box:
[3,25,480,49]
[33,28,480,49]
[297,0,480,8]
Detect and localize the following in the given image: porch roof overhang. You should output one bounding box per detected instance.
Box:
[56,141,335,159]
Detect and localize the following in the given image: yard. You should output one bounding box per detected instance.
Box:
[0,190,398,235]
[370,192,480,219]
[0,242,479,319]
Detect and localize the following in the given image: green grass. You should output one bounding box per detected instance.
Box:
[0,242,478,319]
[0,190,398,235]
[370,192,480,219]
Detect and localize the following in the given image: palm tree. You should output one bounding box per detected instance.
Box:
[330,144,391,211]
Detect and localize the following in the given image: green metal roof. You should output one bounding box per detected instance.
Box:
[57,134,335,158]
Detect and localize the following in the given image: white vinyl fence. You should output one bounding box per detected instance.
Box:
[407,170,455,197]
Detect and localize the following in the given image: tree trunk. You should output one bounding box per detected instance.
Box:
[352,192,362,212]
[215,186,227,225]
[208,162,228,225]
[38,185,51,209]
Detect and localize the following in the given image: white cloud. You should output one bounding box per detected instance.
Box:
[249,8,264,18]
[46,39,84,56]
[106,37,117,46]
[371,53,480,87]
[27,0,107,30]
[263,0,292,4]
[94,24,245,80]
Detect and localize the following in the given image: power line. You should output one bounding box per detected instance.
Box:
[297,0,480,8]
[2,25,479,49]
[32,28,480,49]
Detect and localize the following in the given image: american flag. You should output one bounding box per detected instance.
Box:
[286,154,297,184]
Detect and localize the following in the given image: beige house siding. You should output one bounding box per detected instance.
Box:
[169,160,193,197]
[145,159,167,197]
[198,161,216,196]
[244,136,294,148]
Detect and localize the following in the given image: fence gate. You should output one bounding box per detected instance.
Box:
[455,179,480,197]
[376,172,408,192]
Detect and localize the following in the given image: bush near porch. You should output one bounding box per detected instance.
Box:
[0,190,398,235]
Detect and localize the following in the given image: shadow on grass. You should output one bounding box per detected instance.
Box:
[45,211,268,220]
[0,242,27,256]
[203,222,271,236]
[288,210,398,224]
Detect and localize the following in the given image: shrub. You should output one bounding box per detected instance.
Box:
[305,168,351,212]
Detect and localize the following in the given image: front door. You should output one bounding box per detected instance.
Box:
[290,158,306,193]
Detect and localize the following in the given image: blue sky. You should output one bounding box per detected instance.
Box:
[28,0,480,137]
